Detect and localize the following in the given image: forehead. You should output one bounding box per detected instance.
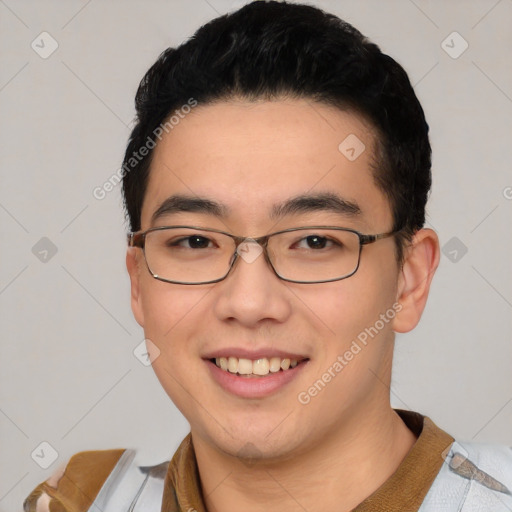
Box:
[142,99,392,231]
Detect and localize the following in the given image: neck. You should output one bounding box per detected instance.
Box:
[192,407,417,512]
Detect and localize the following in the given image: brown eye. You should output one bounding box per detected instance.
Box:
[304,235,327,249]
[170,235,213,249]
[294,235,333,250]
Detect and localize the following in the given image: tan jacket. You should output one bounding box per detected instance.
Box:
[23,410,512,512]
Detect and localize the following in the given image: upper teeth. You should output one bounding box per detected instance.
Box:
[215,356,299,376]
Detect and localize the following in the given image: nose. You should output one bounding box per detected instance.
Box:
[212,240,292,327]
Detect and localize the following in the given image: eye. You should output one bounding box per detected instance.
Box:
[295,235,333,250]
[172,235,213,249]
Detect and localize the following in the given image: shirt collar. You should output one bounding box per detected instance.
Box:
[161,410,454,512]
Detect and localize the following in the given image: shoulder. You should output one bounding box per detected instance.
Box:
[23,448,133,512]
[420,440,512,512]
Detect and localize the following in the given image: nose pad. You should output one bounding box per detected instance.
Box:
[236,238,264,264]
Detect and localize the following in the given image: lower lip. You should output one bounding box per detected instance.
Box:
[205,359,309,399]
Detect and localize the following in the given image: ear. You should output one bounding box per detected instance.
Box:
[126,248,145,327]
[393,228,440,333]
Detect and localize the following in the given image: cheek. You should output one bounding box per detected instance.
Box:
[139,282,214,414]
[304,279,396,340]
[296,277,399,415]
[139,279,211,340]
[299,260,400,370]
[139,281,214,394]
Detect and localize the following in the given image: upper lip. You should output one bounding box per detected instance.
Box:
[202,347,308,361]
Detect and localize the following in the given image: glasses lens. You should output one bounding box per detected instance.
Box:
[268,228,361,282]
[144,228,235,284]
[142,227,361,284]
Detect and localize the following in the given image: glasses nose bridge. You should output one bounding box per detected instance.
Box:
[229,233,274,272]
[231,233,271,251]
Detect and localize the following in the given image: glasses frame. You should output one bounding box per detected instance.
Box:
[128,225,400,285]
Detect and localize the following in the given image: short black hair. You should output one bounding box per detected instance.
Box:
[122,0,431,262]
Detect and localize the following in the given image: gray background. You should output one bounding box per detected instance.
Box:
[1,0,511,510]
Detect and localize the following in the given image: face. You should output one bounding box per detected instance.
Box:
[127,99,407,462]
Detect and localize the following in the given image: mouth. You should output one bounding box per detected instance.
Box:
[205,353,310,399]
[210,356,309,377]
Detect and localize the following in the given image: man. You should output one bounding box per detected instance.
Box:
[24,2,512,511]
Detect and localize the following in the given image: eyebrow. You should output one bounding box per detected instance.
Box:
[151,192,361,224]
[270,192,361,220]
[151,195,229,223]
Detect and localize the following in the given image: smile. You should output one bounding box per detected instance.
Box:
[204,348,310,398]
[212,356,306,376]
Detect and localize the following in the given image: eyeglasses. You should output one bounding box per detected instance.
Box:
[128,225,400,285]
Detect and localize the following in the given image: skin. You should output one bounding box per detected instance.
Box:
[126,99,440,512]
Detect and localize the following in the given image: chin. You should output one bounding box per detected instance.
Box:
[195,415,306,463]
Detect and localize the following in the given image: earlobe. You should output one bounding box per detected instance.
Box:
[126,248,145,327]
[393,229,440,333]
